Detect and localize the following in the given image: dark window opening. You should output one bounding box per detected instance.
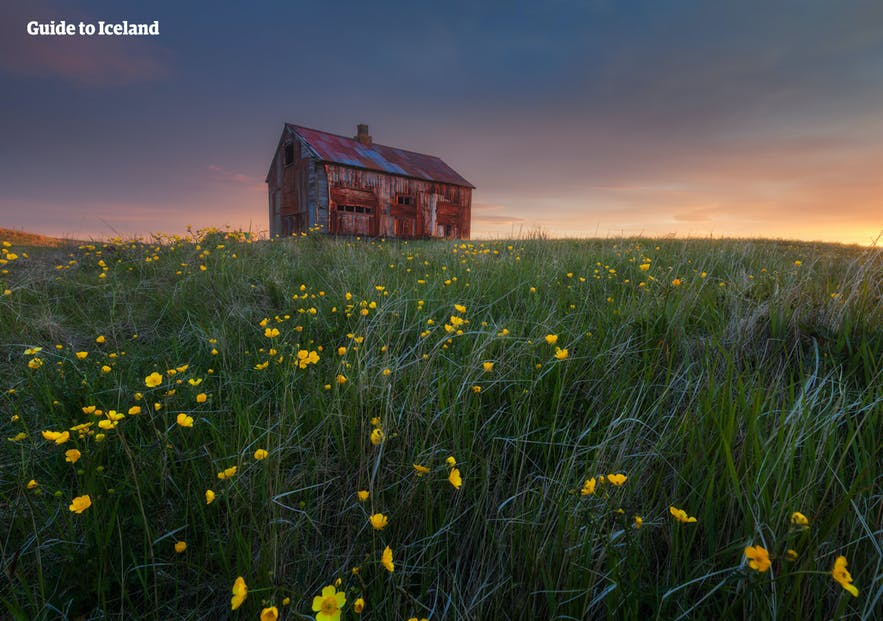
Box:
[284,143,294,166]
[396,195,413,206]
[339,205,374,214]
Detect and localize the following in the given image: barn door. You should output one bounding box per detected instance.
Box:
[330,187,378,236]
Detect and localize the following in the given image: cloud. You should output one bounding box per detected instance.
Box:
[0,1,169,85]
[471,202,527,226]
[207,165,265,193]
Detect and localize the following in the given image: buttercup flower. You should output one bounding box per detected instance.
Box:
[75,351,88,360]
[370,428,384,446]
[254,448,268,460]
[176,413,194,428]
[175,541,187,553]
[260,606,278,621]
[790,511,809,527]
[357,490,369,502]
[145,372,163,388]
[545,334,558,345]
[669,506,697,523]
[369,513,388,530]
[264,327,280,338]
[607,473,627,486]
[580,477,597,496]
[27,479,38,489]
[554,347,569,360]
[195,393,207,403]
[482,361,494,372]
[381,545,395,572]
[65,449,82,463]
[217,466,237,480]
[353,597,365,613]
[231,576,247,610]
[744,545,771,572]
[205,489,216,505]
[634,515,643,528]
[312,584,346,621]
[69,494,92,514]
[448,468,462,489]
[413,463,430,476]
[831,556,859,597]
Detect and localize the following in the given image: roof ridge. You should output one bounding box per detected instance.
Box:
[286,123,446,161]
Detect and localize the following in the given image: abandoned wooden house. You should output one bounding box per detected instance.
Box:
[266,123,474,239]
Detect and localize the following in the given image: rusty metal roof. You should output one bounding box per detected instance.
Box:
[286,123,474,188]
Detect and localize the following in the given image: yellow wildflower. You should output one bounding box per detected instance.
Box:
[607,473,627,486]
[370,428,384,445]
[671,278,682,286]
[634,515,643,528]
[264,327,280,338]
[446,456,457,467]
[195,393,207,403]
[353,597,365,613]
[231,576,247,610]
[128,405,141,415]
[831,556,859,597]
[790,511,809,527]
[357,490,369,502]
[744,545,771,572]
[42,430,70,445]
[369,513,389,530]
[176,413,194,428]
[75,351,89,360]
[205,489,216,505]
[69,494,92,514]
[260,606,278,621]
[312,584,346,621]
[253,448,268,460]
[544,334,558,345]
[669,506,697,523]
[145,372,163,387]
[448,468,462,489]
[95,335,105,344]
[554,347,569,360]
[381,545,395,572]
[413,463,430,476]
[581,478,597,495]
[27,479,38,489]
[28,358,43,369]
[454,304,467,313]
[174,541,187,553]
[336,374,347,384]
[217,466,237,480]
[65,449,82,463]
[482,361,494,373]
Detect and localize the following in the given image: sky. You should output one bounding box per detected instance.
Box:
[1,0,882,245]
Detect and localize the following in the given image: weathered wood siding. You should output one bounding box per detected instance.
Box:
[324,164,471,239]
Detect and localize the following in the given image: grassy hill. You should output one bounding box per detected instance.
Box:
[1,230,880,620]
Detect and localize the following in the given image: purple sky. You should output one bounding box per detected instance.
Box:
[1,0,882,244]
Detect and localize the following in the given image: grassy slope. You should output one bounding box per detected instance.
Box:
[1,232,880,620]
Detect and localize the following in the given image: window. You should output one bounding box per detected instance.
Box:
[396,195,413,206]
[284,142,294,166]
[339,205,374,214]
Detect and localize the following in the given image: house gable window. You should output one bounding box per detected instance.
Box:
[284,142,294,166]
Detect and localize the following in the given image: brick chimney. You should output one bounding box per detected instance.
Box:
[355,124,372,145]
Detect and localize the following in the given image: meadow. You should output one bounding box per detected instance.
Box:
[1,230,880,620]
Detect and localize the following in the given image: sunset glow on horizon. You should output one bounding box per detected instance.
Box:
[2,1,882,246]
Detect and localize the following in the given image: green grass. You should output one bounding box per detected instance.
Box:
[1,231,880,620]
